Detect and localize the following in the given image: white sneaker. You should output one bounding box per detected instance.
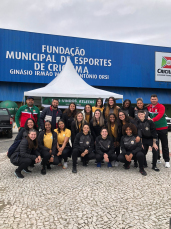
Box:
[63,162,68,169]
[111,161,115,167]
[157,160,162,164]
[114,161,119,167]
[165,162,170,168]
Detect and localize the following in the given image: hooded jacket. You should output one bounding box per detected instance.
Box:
[137,118,157,139]
[73,132,94,153]
[120,135,142,156]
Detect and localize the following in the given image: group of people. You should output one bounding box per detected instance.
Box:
[8,94,170,178]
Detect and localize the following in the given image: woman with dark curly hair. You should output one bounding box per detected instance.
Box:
[62,102,77,130]
[118,123,147,176]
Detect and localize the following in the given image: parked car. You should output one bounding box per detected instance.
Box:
[0,108,13,138]
[165,114,171,131]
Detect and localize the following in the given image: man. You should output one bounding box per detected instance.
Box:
[40,99,62,130]
[137,110,159,171]
[15,96,40,130]
[147,94,170,168]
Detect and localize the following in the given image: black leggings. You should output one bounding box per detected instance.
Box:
[118,151,144,169]
[11,157,34,172]
[58,146,72,162]
[72,148,95,167]
[41,150,51,167]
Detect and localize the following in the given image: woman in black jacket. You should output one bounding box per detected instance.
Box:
[7,118,39,157]
[72,124,95,173]
[62,102,77,130]
[118,123,147,176]
[71,112,86,145]
[120,99,134,118]
[10,129,41,179]
[38,120,58,175]
[107,113,120,166]
[90,109,105,141]
[134,98,149,121]
[95,127,117,168]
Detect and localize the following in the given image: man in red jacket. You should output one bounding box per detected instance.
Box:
[147,94,170,168]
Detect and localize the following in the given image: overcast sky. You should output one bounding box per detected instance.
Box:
[0,0,171,47]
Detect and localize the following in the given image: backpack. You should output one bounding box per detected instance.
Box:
[8,140,21,158]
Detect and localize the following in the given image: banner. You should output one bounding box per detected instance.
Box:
[42,97,96,107]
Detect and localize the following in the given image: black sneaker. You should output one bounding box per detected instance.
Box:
[123,163,130,170]
[23,168,32,173]
[139,168,147,176]
[41,168,46,175]
[134,162,138,168]
[15,170,24,179]
[47,164,51,170]
[72,166,77,173]
[152,166,160,172]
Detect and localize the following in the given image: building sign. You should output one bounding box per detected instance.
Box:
[42,97,96,107]
[155,52,171,82]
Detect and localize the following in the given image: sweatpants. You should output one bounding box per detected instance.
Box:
[157,129,170,162]
[142,138,158,167]
[96,152,117,163]
[11,157,33,172]
[118,151,144,169]
[72,148,95,167]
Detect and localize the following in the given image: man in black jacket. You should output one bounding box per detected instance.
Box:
[137,110,159,171]
[72,124,95,173]
[40,99,62,130]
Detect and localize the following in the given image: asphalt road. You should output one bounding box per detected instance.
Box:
[0,133,17,153]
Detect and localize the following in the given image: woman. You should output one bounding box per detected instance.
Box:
[118,123,147,176]
[92,98,104,114]
[134,98,149,121]
[72,124,95,173]
[107,113,120,166]
[118,110,141,167]
[10,129,41,179]
[8,118,39,157]
[82,104,93,124]
[62,102,77,130]
[103,97,119,121]
[71,112,86,145]
[96,127,117,168]
[54,119,72,169]
[120,99,134,118]
[38,121,58,175]
[90,109,105,141]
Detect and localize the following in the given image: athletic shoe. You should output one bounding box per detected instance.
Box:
[23,168,32,173]
[107,162,112,168]
[72,166,77,173]
[47,164,51,170]
[114,161,119,167]
[134,162,138,168]
[157,160,162,164]
[124,164,130,170]
[63,162,68,169]
[41,168,46,175]
[14,170,24,179]
[58,163,62,166]
[97,162,101,168]
[165,162,170,168]
[152,166,160,172]
[139,168,147,176]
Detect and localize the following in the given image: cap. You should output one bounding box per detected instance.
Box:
[27,96,34,100]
